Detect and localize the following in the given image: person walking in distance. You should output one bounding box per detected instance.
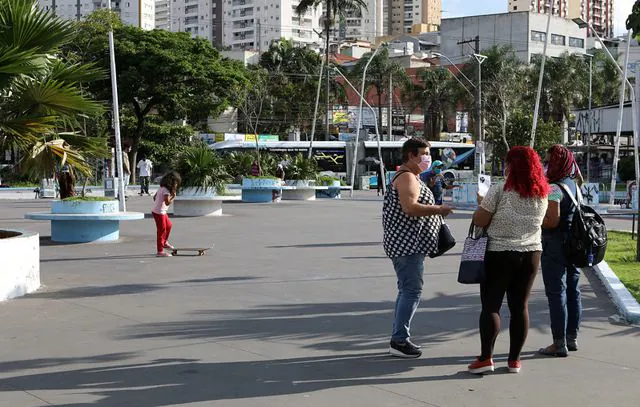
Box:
[382,137,454,358]
[467,146,550,374]
[137,154,153,196]
[539,145,583,357]
[120,144,132,199]
[152,171,181,258]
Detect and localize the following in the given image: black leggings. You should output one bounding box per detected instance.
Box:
[479,250,540,361]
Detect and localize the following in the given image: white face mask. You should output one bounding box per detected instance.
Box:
[418,154,432,172]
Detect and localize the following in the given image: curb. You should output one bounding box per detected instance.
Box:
[591,261,640,324]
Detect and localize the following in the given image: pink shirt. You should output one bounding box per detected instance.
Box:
[152,186,171,215]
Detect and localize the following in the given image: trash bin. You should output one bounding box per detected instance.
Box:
[104,177,119,198]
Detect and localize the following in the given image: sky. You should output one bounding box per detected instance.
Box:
[443,0,635,37]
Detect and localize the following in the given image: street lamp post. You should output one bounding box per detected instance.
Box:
[349,44,385,196]
[584,53,594,183]
[107,0,126,212]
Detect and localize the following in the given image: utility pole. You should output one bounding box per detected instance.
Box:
[76,0,81,21]
[458,36,484,174]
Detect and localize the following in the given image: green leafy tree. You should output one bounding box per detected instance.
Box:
[70,13,247,180]
[492,110,562,162]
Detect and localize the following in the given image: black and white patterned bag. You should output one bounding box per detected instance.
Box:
[457,224,487,284]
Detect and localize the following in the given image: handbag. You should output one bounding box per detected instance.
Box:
[457,224,488,284]
[428,221,456,258]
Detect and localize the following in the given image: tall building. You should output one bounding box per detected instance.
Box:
[38,0,155,29]
[388,0,441,36]
[154,0,222,45]
[441,11,586,64]
[222,0,322,51]
[508,0,614,38]
[326,0,384,44]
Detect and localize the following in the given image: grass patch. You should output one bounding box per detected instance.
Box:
[605,231,640,302]
[62,196,114,202]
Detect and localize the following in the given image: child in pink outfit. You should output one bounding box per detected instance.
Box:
[152,171,181,257]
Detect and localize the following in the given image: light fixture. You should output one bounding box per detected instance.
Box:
[572,17,588,29]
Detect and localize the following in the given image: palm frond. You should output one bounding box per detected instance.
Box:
[48,60,107,84]
[20,137,92,178]
[11,77,104,118]
[0,0,75,53]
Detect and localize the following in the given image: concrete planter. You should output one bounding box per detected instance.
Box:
[175,187,220,217]
[25,199,144,243]
[51,199,118,214]
[0,230,40,301]
[241,178,282,203]
[284,179,312,187]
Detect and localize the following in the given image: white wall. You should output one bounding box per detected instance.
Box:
[0,231,40,301]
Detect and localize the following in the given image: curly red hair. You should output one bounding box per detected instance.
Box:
[504,146,550,198]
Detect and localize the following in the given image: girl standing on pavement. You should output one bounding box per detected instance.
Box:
[152,171,181,257]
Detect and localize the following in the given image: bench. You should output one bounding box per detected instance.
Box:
[316,185,352,199]
[24,211,144,243]
[173,195,241,217]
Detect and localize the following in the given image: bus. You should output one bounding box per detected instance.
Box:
[209,140,476,179]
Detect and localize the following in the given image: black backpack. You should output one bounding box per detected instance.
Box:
[556,183,608,267]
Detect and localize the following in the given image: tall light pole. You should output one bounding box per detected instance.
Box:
[531,5,554,147]
[610,31,632,205]
[108,0,126,212]
[349,44,384,195]
[308,55,325,159]
[585,53,594,183]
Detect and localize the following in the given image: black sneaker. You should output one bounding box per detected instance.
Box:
[389,339,422,358]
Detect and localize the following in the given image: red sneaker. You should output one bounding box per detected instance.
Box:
[468,358,494,374]
[508,360,521,373]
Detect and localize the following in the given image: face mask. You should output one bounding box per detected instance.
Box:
[418,155,432,172]
[543,164,548,176]
[434,168,442,175]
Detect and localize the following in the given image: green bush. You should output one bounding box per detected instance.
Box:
[285,153,318,181]
[174,144,231,194]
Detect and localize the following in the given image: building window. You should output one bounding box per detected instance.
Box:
[513,6,517,10]
[569,37,584,48]
[551,34,565,45]
[531,30,546,42]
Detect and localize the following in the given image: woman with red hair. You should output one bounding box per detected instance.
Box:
[468,146,550,374]
[538,144,582,357]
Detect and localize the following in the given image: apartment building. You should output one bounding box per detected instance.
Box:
[508,0,614,38]
[39,0,155,29]
[221,0,322,51]
[388,0,441,36]
[154,0,223,45]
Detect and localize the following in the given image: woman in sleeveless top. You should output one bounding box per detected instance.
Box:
[468,146,550,374]
[382,138,453,358]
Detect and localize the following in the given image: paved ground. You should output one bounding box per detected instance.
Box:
[0,193,639,407]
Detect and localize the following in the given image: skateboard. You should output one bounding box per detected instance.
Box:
[171,246,213,256]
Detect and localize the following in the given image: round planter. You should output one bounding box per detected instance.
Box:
[242,178,281,188]
[51,199,118,214]
[178,187,216,198]
[0,230,40,301]
[284,179,311,187]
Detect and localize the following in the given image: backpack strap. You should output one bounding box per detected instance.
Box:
[556,182,582,207]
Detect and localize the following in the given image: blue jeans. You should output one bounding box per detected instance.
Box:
[541,236,582,344]
[391,253,425,342]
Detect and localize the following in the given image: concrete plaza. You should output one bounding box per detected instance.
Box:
[0,194,638,407]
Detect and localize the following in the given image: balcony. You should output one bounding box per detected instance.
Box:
[232,0,252,6]
[185,5,198,14]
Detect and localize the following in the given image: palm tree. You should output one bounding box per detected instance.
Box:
[0,0,105,183]
[351,47,410,139]
[408,68,456,141]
